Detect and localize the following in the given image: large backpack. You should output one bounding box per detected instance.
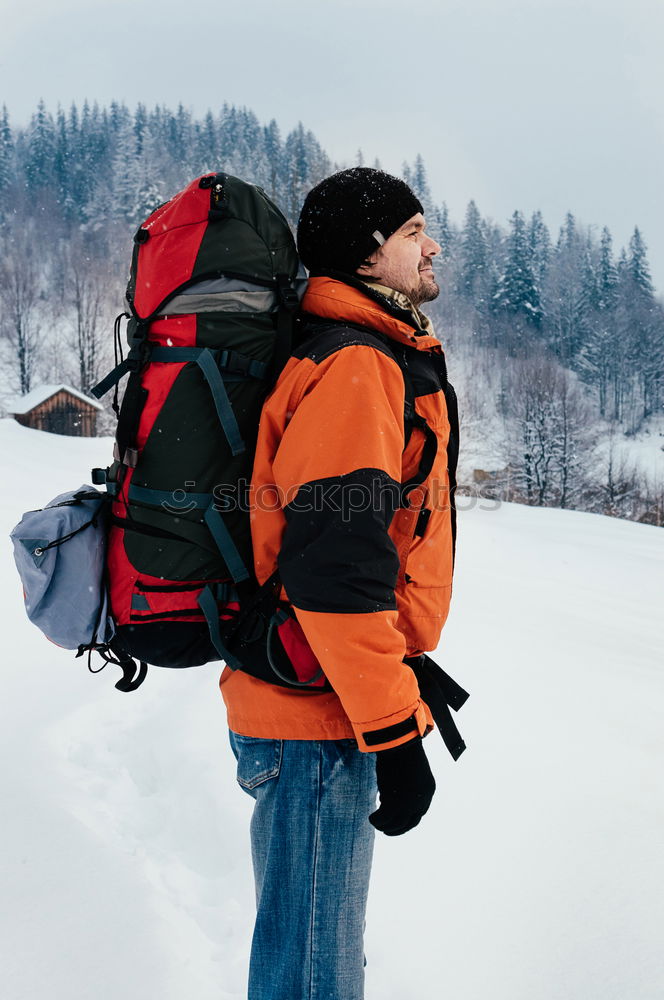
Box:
[89,172,333,691]
[11,173,440,694]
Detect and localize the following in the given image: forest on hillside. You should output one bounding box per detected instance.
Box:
[0,101,662,523]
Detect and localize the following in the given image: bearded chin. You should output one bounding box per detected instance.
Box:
[412,275,440,306]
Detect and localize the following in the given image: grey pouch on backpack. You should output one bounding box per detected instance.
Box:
[10,486,115,650]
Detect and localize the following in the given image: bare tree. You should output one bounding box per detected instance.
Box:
[63,239,109,393]
[638,473,664,527]
[505,355,595,507]
[0,220,44,393]
[588,438,640,519]
[556,371,596,508]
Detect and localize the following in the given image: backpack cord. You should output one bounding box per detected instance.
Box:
[79,641,148,692]
[92,646,148,693]
[33,515,97,556]
[111,312,129,418]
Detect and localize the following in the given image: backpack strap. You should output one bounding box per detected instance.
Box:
[266,273,300,387]
[366,332,438,514]
[198,585,244,669]
[203,505,251,582]
[400,400,438,505]
[194,349,245,456]
[103,315,151,468]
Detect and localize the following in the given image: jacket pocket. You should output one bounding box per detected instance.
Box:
[230,732,283,792]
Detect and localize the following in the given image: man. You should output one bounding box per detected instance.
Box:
[220,168,465,1000]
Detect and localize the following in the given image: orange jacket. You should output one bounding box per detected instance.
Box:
[220,276,458,751]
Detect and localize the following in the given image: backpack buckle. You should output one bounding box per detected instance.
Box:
[276,275,299,310]
[219,349,251,377]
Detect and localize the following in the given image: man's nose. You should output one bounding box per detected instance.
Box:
[422,235,441,257]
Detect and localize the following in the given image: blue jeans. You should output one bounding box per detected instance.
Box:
[229,733,378,1000]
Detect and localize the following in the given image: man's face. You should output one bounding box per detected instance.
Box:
[356,213,441,306]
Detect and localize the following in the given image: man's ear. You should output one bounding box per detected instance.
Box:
[356,253,378,278]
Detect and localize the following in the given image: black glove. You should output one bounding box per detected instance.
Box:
[369,737,436,837]
[405,654,469,761]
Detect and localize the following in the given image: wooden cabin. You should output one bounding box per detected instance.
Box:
[7,384,103,437]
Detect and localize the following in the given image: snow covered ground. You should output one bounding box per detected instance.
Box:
[1,417,663,1000]
[597,413,664,484]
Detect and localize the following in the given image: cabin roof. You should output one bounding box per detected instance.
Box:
[5,384,104,415]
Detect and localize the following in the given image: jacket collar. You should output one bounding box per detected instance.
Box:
[301,274,442,353]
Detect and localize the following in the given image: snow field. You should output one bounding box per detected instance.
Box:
[1,418,663,999]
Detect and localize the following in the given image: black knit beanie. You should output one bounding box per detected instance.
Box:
[297,167,423,275]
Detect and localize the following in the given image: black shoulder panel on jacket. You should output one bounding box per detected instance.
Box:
[292,320,399,366]
[383,340,445,399]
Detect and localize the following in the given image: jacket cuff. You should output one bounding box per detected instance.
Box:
[354,700,430,753]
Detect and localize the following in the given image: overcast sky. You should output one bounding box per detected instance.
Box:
[2,0,663,291]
